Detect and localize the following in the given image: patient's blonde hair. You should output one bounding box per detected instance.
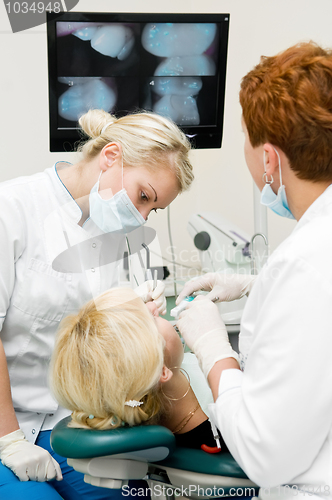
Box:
[50,288,165,430]
[78,109,194,192]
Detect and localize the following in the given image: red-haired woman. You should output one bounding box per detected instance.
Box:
[178,41,332,499]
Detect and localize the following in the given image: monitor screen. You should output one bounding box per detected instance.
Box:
[47,12,230,152]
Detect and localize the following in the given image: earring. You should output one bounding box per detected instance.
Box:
[161,367,191,401]
[262,172,274,185]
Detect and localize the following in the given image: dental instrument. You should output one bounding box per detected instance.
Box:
[142,242,154,281]
[153,268,158,290]
[171,295,219,320]
[170,296,195,319]
[142,246,159,292]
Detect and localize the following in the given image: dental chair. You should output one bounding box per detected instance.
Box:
[51,417,258,499]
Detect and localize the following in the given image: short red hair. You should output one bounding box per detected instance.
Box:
[240,41,332,182]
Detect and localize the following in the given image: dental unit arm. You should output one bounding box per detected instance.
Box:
[187,212,252,330]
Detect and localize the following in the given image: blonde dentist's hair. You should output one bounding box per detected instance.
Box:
[50,287,166,430]
[78,109,194,192]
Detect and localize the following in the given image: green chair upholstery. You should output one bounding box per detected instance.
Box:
[158,448,248,478]
[51,417,176,460]
[51,417,258,497]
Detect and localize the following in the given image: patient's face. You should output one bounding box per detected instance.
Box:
[146,303,184,368]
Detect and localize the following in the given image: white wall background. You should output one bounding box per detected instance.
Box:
[1,0,331,281]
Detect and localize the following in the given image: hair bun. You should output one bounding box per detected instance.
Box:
[78,109,117,139]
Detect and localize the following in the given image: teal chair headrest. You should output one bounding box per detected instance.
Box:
[51,417,250,479]
[51,417,176,460]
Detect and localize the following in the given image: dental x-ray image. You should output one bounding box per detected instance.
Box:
[141,23,218,126]
[56,22,140,126]
[55,21,219,127]
[56,75,139,127]
[56,22,140,76]
[58,77,117,123]
[47,13,230,150]
[141,23,218,73]
[143,76,218,126]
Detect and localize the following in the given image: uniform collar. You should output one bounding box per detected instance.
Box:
[293,183,332,233]
[46,162,83,224]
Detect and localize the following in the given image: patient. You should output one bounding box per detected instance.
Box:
[50,287,228,452]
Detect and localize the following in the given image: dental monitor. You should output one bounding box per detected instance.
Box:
[47,12,230,152]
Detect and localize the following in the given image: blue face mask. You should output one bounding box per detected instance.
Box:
[260,148,295,220]
[89,170,146,234]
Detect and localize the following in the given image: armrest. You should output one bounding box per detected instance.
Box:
[157,448,248,478]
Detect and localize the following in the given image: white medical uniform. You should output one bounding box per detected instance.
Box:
[0,162,125,443]
[182,352,213,417]
[209,184,332,499]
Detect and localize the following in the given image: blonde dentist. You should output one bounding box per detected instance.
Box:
[177,42,332,498]
[0,109,193,500]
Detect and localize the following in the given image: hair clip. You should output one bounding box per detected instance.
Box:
[101,121,113,134]
[124,400,143,407]
[110,415,118,426]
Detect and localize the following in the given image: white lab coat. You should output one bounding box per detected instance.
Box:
[0,162,125,442]
[209,184,332,498]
